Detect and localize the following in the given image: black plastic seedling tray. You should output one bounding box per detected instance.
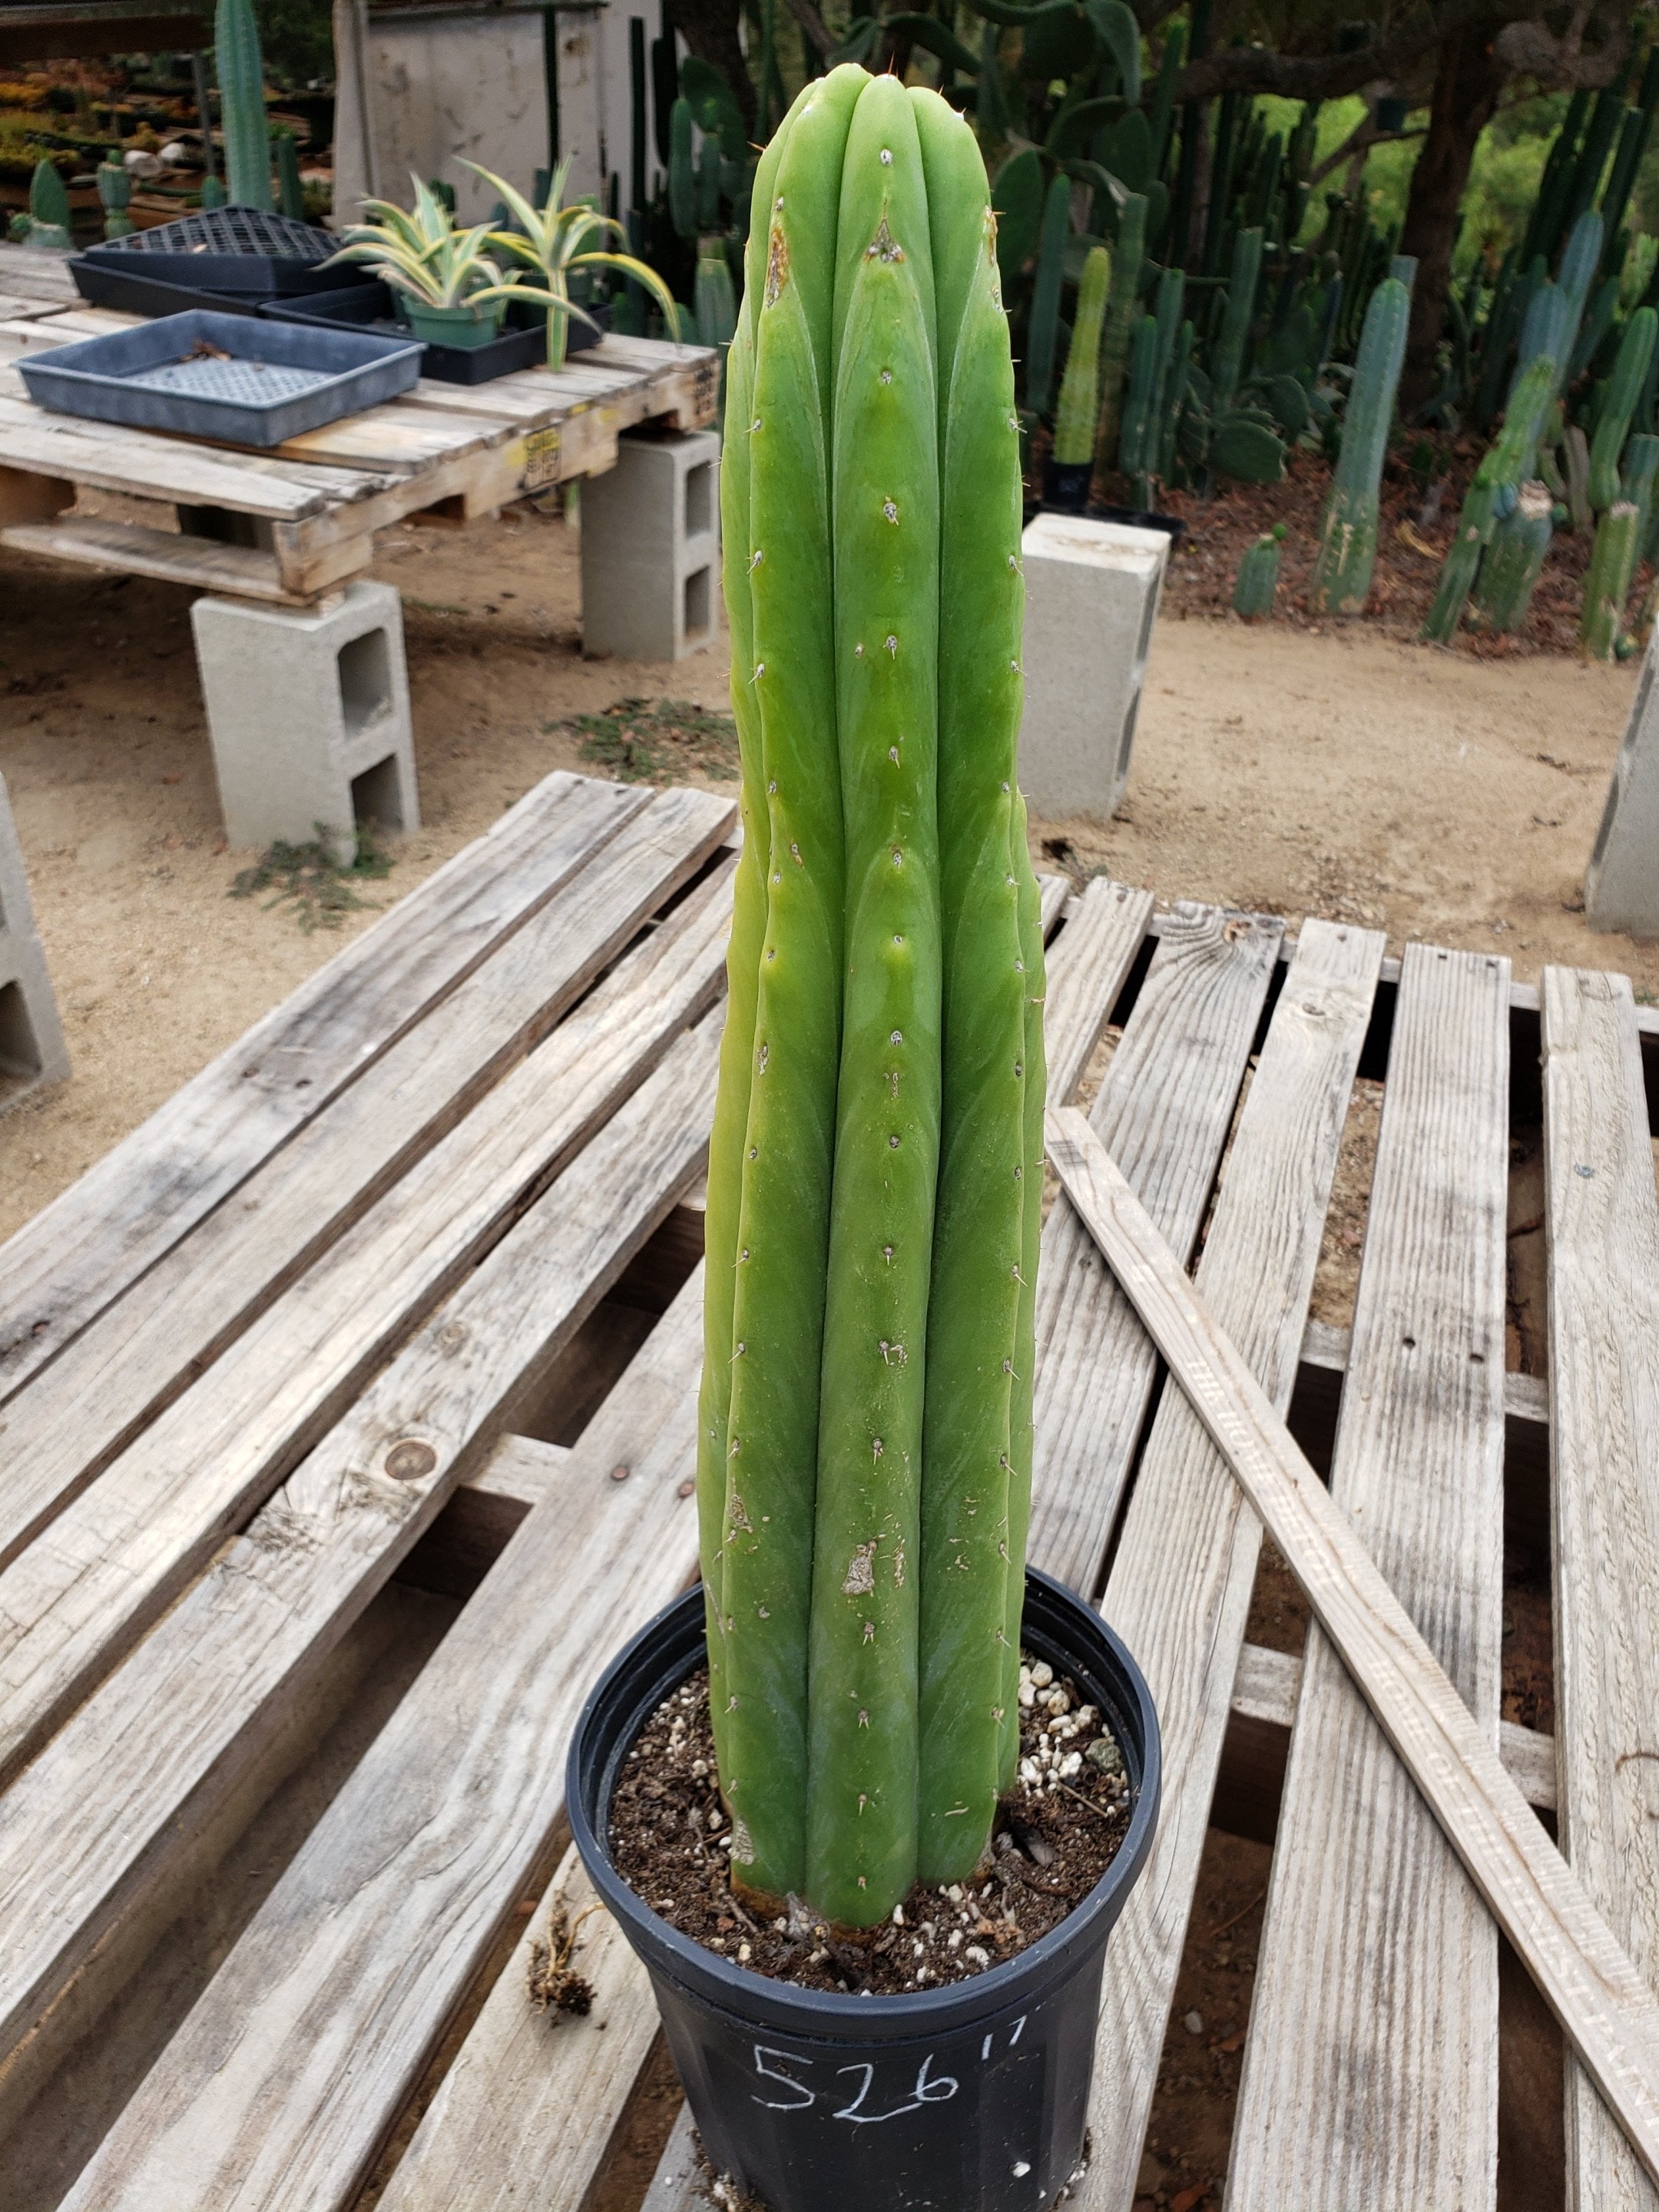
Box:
[78,204,342,295]
[260,282,609,386]
[18,310,423,446]
[69,255,382,324]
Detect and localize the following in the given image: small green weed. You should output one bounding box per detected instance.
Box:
[548,696,739,783]
[229,825,392,933]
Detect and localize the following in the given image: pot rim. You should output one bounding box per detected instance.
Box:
[567,1565,1161,2037]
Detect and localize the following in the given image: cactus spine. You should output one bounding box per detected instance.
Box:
[1232,525,1285,619]
[707,66,1039,1927]
[216,0,271,210]
[1308,275,1409,614]
[1053,243,1110,467]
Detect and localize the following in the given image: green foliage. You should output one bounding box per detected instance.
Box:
[228,826,391,932]
[547,696,738,782]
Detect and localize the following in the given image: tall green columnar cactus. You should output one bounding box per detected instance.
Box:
[1091,190,1145,480]
[705,65,1040,1928]
[1468,482,1553,635]
[1423,353,1558,644]
[1588,306,1657,509]
[1053,243,1110,467]
[668,98,696,238]
[275,127,303,220]
[1210,225,1262,414]
[1307,274,1409,614]
[216,0,272,210]
[1581,500,1641,659]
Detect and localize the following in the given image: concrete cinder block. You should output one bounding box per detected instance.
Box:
[1587,628,1659,938]
[0,772,69,1114]
[1017,514,1169,821]
[580,429,720,663]
[190,581,419,868]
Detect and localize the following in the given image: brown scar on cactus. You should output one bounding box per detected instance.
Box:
[843,1541,878,1594]
[764,223,789,308]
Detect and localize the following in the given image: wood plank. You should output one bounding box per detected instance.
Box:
[0,770,641,1402]
[376,1845,665,2212]
[0,1013,720,2081]
[641,2110,707,2211]
[0,249,80,304]
[1072,918,1383,2210]
[1226,942,1511,2209]
[1040,876,1154,1104]
[273,402,501,472]
[1542,965,1659,2212]
[57,1264,711,2209]
[1230,1639,1558,1814]
[0,512,358,603]
[1026,902,1284,1591]
[0,855,733,1784]
[1045,1107,1659,2195]
[0,789,732,1571]
[0,394,391,515]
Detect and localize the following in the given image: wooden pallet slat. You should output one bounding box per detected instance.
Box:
[0,856,734,1786]
[1542,965,1659,2212]
[1047,1108,1659,2191]
[1027,902,1284,1592]
[0,511,365,602]
[58,1264,709,2211]
[1073,916,1385,2210]
[1227,941,1512,2207]
[0,770,641,1399]
[1040,876,1155,1103]
[0,1009,721,2086]
[0,787,732,1574]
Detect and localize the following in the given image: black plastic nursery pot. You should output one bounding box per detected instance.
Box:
[1041,458,1093,514]
[569,1568,1161,2212]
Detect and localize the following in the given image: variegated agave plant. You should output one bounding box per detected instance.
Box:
[462,157,681,369]
[325,175,508,310]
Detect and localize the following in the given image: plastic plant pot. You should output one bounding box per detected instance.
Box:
[1042,458,1093,514]
[569,1568,1161,2212]
[402,296,507,349]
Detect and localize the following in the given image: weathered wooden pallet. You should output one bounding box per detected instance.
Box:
[0,249,718,607]
[0,765,1651,2210]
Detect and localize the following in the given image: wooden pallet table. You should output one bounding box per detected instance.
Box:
[0,246,718,607]
[2,764,1657,2210]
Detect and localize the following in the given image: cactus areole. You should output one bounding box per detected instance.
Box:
[700,65,1045,1930]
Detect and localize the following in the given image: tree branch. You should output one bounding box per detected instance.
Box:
[1172,9,1478,106]
[777,0,836,61]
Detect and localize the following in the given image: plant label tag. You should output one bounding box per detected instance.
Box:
[523,426,562,492]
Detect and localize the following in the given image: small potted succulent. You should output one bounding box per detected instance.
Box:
[569,65,1160,2212]
[463,157,680,369]
[324,176,512,349]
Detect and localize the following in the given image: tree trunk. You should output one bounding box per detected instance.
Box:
[1398,15,1508,412]
[666,0,757,131]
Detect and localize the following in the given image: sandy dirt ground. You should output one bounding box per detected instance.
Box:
[0,513,1647,1247]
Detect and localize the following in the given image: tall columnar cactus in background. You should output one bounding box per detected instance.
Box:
[1581,500,1641,658]
[216,0,271,211]
[1307,275,1409,614]
[1091,191,1146,478]
[1588,305,1657,508]
[1468,481,1555,635]
[1210,225,1263,414]
[1423,353,1559,645]
[275,128,303,220]
[703,64,1042,1928]
[1053,244,1110,469]
[694,233,737,348]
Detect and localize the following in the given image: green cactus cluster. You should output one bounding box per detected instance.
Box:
[704,64,1043,1929]
[96,147,133,239]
